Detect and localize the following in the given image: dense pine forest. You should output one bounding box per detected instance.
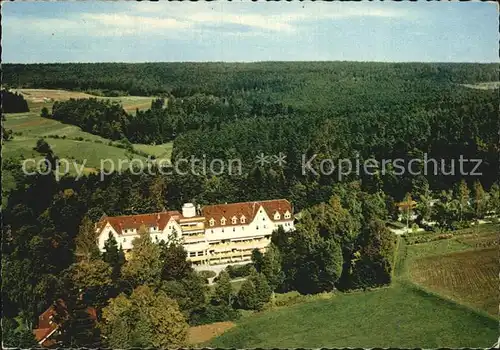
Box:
[1,89,30,113]
[2,62,499,347]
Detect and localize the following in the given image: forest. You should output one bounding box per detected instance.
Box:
[1,62,499,347]
[1,89,30,113]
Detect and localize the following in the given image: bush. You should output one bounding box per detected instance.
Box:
[198,270,216,280]
[190,304,241,326]
[226,263,253,279]
[198,270,217,283]
[271,291,306,307]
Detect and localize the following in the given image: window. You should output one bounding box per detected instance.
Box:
[209,218,215,226]
[189,252,196,257]
[123,238,126,242]
[232,216,237,224]
[262,217,265,221]
[168,225,172,229]
[264,225,267,229]
[242,226,245,230]
[256,225,259,230]
[221,217,226,225]
[124,229,128,233]
[284,211,291,219]
[222,229,224,233]
[233,227,235,232]
[240,215,246,223]
[211,229,214,234]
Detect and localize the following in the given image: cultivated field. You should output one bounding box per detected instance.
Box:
[410,248,497,316]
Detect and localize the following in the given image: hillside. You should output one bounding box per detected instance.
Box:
[207,224,499,348]
[2,89,172,200]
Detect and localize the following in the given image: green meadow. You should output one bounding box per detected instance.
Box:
[209,224,499,348]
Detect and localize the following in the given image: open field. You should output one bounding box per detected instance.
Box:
[188,321,235,346]
[2,90,173,202]
[401,223,499,316]
[460,81,500,90]
[208,283,497,348]
[207,224,498,348]
[410,248,497,316]
[13,88,155,113]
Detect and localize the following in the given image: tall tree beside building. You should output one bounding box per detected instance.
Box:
[211,271,233,306]
[64,259,113,309]
[75,216,100,262]
[100,285,188,348]
[121,225,162,288]
[348,219,396,289]
[61,297,101,348]
[159,240,193,281]
[102,233,126,280]
[260,243,285,292]
[236,279,259,310]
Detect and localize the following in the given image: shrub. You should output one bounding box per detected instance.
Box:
[190,305,241,326]
[236,279,259,310]
[198,270,216,282]
[226,263,253,279]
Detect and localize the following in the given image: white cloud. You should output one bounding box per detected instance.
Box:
[82,13,192,35]
[5,2,413,39]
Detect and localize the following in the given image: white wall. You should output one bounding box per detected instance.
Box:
[204,205,295,242]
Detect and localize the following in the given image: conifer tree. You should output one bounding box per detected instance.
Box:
[212,270,233,306]
[237,279,259,310]
[102,233,125,280]
[61,297,101,348]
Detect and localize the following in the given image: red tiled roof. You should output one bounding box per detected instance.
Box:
[202,199,292,228]
[97,211,181,235]
[34,299,97,346]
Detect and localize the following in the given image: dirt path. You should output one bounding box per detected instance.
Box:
[187,321,236,346]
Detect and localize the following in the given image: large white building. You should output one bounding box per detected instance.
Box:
[95,199,295,265]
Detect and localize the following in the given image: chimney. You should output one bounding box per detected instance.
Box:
[182,203,196,218]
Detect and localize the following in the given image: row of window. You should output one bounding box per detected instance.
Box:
[208,212,291,227]
[118,222,293,243]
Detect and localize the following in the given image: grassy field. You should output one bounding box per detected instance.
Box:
[208,224,499,348]
[461,81,500,90]
[13,88,155,114]
[2,89,172,201]
[209,283,497,348]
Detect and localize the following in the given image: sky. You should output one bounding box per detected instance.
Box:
[2,1,498,63]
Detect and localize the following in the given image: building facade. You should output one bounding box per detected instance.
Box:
[95,199,295,265]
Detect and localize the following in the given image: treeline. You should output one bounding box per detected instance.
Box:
[45,95,293,143]
[4,62,497,105]
[1,89,29,113]
[49,99,130,141]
